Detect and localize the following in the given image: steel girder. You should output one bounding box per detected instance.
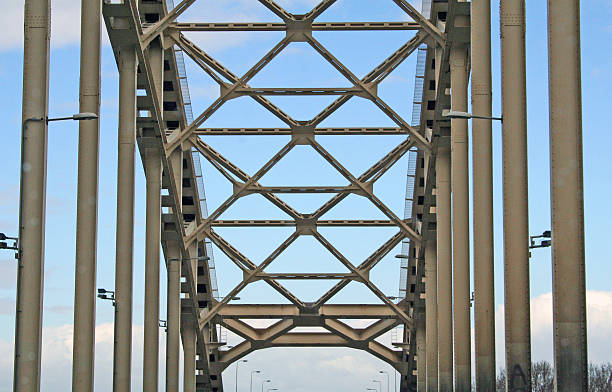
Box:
[102,1,461,391]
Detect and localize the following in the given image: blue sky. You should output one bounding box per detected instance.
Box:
[0,0,611,391]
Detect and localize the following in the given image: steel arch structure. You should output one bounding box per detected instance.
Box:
[12,0,589,392]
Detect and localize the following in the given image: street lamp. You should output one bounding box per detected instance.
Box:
[22,112,98,135]
[97,288,116,306]
[261,379,271,392]
[379,371,390,392]
[236,359,248,392]
[442,109,503,121]
[372,379,382,392]
[529,230,552,250]
[0,233,19,259]
[250,370,261,392]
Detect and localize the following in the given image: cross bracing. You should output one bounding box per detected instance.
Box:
[12,0,590,391]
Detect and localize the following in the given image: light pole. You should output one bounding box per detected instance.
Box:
[372,380,382,392]
[379,371,390,392]
[250,370,261,392]
[442,110,503,121]
[236,359,248,392]
[261,379,271,392]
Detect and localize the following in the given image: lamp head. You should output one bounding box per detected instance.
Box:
[72,112,98,121]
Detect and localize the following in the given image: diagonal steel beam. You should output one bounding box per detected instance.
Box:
[141,0,195,49]
[166,35,293,154]
[258,0,294,21]
[309,139,421,242]
[305,34,431,149]
[314,231,405,306]
[206,229,306,307]
[173,33,298,128]
[312,231,414,329]
[303,0,338,21]
[310,138,415,219]
[185,140,297,248]
[390,0,445,45]
[199,232,301,328]
[190,137,301,220]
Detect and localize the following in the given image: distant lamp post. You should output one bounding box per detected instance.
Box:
[158,320,167,332]
[529,230,552,250]
[97,288,115,306]
[261,379,271,392]
[250,370,261,392]
[442,109,503,121]
[0,233,19,259]
[235,359,248,392]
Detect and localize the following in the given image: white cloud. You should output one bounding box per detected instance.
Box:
[494,290,612,368]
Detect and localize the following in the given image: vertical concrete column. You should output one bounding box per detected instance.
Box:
[450,46,471,392]
[471,0,496,390]
[72,1,101,390]
[182,324,196,392]
[14,1,50,390]
[166,253,181,392]
[547,1,588,390]
[424,239,438,392]
[113,46,137,392]
[435,146,452,392]
[143,147,162,392]
[500,1,532,390]
[416,318,426,392]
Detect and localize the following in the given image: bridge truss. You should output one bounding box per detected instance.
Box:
[12,0,589,391]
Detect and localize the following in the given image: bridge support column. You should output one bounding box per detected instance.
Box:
[425,239,438,392]
[471,0,496,390]
[72,0,102,390]
[183,323,197,392]
[416,317,426,392]
[143,147,162,391]
[547,1,588,390]
[14,0,50,390]
[166,253,181,392]
[450,46,471,392]
[113,46,137,392]
[435,145,453,392]
[500,1,532,390]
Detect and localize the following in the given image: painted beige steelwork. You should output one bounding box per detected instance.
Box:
[500,1,532,390]
[548,0,588,390]
[14,0,50,390]
[470,0,496,390]
[13,0,591,391]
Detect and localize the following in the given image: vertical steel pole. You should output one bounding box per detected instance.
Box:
[416,318,426,392]
[113,46,137,392]
[166,256,181,392]
[471,0,496,390]
[424,239,438,392]
[450,46,471,392]
[500,1,532,390]
[436,145,453,392]
[547,1,588,390]
[182,325,196,392]
[14,0,50,391]
[143,147,162,392]
[72,1,101,390]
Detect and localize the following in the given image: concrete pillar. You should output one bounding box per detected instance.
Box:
[424,239,438,392]
[416,319,426,392]
[143,147,162,392]
[113,46,137,392]
[182,325,196,392]
[72,0,102,390]
[14,1,50,390]
[471,0,496,390]
[547,1,588,390]
[166,255,181,392]
[450,46,471,392]
[500,1,532,390]
[435,146,453,392]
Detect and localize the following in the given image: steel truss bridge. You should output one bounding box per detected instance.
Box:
[13,0,588,391]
